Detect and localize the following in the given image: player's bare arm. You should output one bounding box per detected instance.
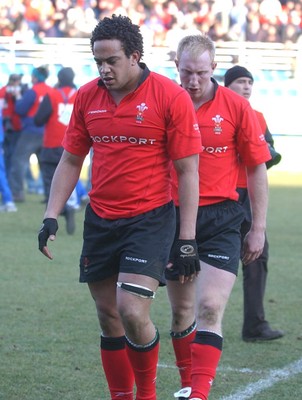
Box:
[173,154,199,240]
[169,154,200,283]
[39,150,86,259]
[242,163,268,264]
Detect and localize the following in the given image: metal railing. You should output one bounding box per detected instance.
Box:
[0,36,301,78]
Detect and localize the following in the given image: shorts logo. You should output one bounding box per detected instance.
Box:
[125,256,148,264]
[136,102,148,123]
[208,253,230,260]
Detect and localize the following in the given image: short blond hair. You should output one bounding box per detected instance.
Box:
[176,33,216,63]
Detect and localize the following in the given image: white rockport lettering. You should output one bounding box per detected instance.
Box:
[125,256,148,264]
[208,253,230,260]
[202,146,228,153]
[91,135,156,144]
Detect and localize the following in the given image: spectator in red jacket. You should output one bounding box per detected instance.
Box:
[34,67,78,234]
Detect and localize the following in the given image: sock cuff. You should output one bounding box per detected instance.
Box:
[194,330,223,350]
[170,320,197,339]
[125,328,159,352]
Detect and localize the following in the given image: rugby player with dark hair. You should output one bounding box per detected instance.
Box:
[38,14,201,400]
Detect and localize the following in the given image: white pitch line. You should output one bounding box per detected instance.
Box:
[158,359,302,398]
[220,358,302,400]
[158,363,255,374]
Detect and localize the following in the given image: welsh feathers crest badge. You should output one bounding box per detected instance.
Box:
[212,114,224,134]
[136,102,148,123]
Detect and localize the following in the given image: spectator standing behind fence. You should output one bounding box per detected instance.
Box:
[34,67,78,235]
[165,34,271,400]
[0,108,17,212]
[0,74,24,175]
[38,14,201,400]
[8,66,51,203]
[224,65,284,342]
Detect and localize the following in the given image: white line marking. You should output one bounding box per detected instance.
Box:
[158,358,302,398]
[158,363,254,374]
[220,358,302,400]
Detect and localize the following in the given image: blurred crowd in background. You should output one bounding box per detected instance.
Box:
[0,1,301,214]
[0,65,89,219]
[0,0,302,46]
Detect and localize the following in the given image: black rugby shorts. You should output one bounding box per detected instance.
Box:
[79,201,176,283]
[165,200,244,281]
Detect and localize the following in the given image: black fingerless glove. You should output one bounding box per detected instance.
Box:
[169,239,200,277]
[38,218,58,252]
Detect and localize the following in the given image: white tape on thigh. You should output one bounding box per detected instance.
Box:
[117,282,156,299]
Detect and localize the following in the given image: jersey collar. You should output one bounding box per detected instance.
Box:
[211,77,219,95]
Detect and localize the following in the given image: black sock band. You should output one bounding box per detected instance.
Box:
[100,335,126,350]
[170,320,197,339]
[194,330,223,350]
[125,328,159,352]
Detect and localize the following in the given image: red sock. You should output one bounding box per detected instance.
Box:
[101,336,134,400]
[171,322,197,388]
[126,332,160,400]
[190,331,223,400]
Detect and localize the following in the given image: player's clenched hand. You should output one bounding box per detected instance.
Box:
[169,239,200,283]
[38,218,58,260]
[241,229,265,265]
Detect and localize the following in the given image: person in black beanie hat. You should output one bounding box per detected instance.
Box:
[224,65,284,342]
[224,66,281,169]
[224,65,254,88]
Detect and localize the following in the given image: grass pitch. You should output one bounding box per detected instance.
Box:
[0,173,301,400]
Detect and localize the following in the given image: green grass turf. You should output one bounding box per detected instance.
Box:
[0,176,301,399]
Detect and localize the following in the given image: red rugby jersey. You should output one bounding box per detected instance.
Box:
[43,86,77,148]
[172,81,270,207]
[63,67,201,219]
[27,82,52,117]
[237,109,268,188]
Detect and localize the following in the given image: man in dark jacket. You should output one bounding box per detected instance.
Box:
[224,65,284,342]
[9,66,51,202]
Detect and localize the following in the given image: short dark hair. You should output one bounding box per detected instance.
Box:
[32,66,49,82]
[90,14,144,60]
[57,67,75,87]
